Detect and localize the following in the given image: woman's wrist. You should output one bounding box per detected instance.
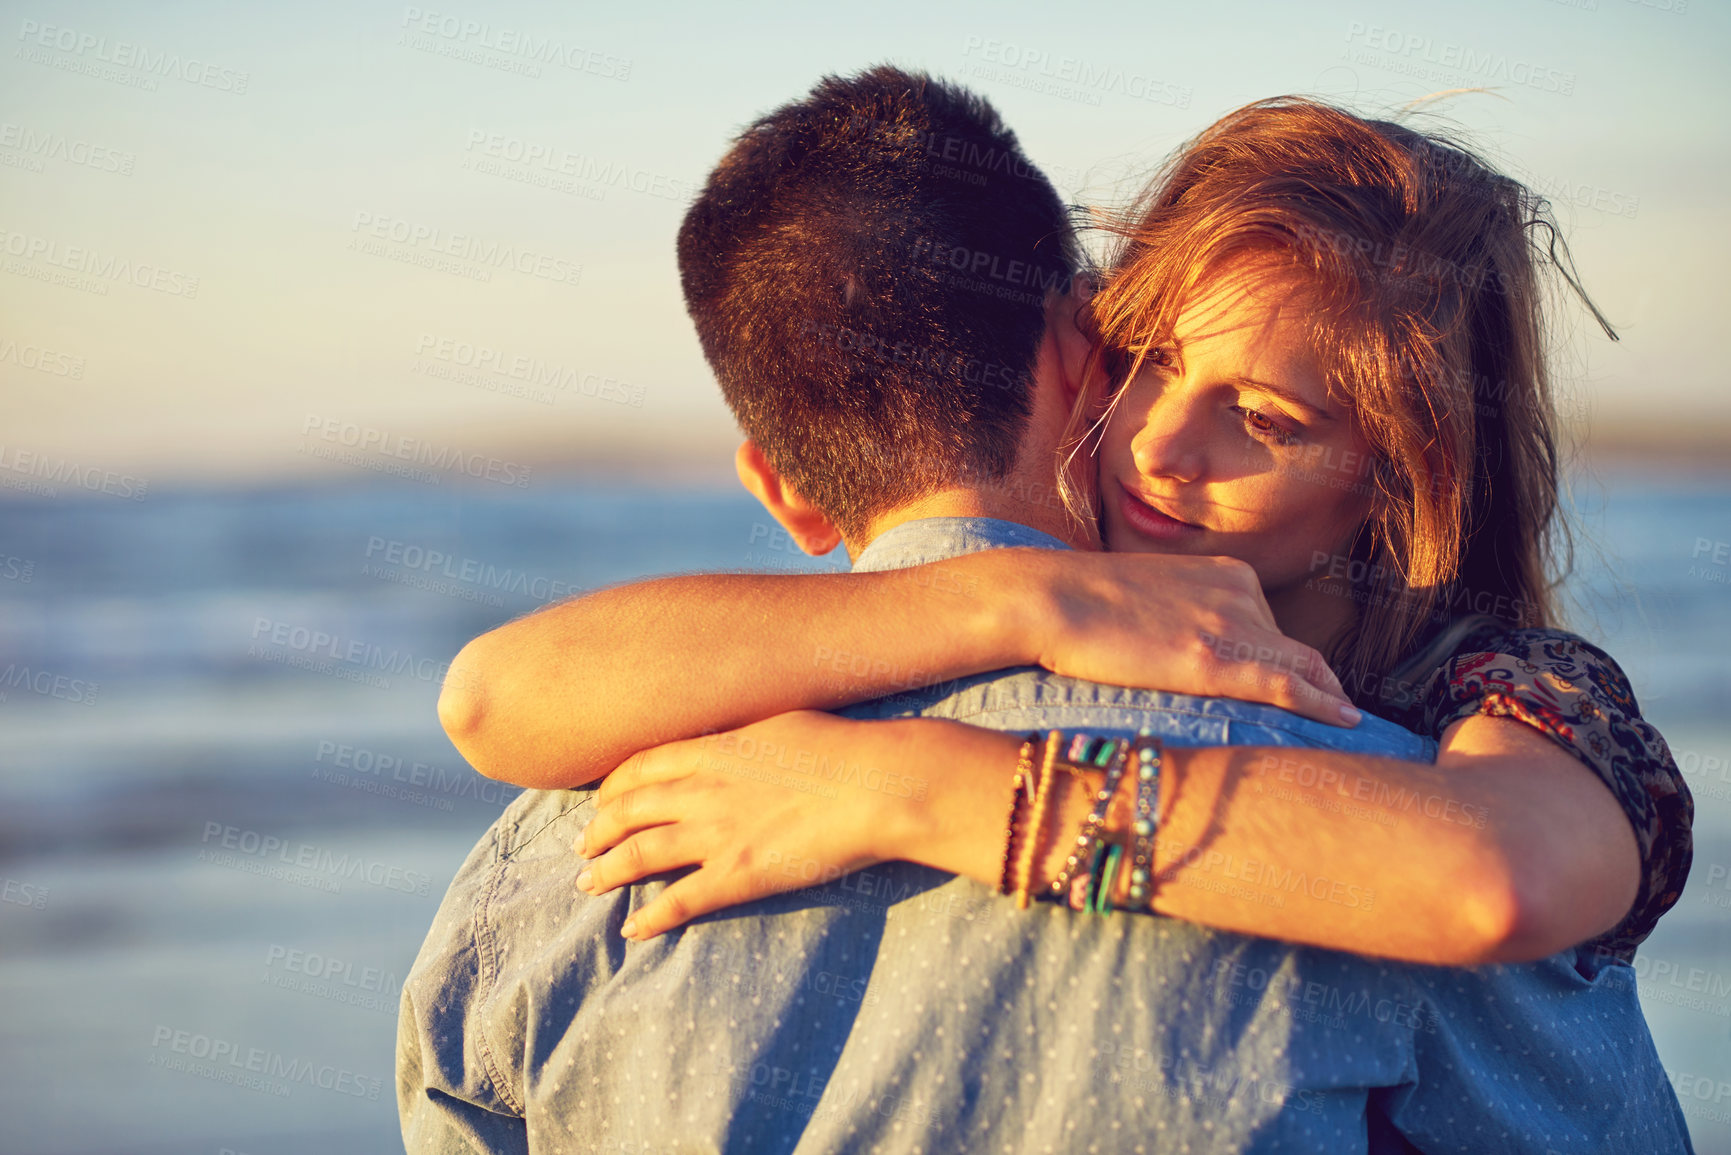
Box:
[962,547,1059,671]
[872,718,1027,884]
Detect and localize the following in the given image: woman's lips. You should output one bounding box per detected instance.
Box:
[1117,481,1206,543]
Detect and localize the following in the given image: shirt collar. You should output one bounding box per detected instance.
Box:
[850,517,1071,574]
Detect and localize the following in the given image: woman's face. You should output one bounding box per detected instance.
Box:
[1097,264,1375,613]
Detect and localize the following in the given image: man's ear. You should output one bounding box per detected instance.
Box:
[734,441,843,557]
[1051,273,1097,408]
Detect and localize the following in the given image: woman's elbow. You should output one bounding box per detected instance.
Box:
[437,638,610,790]
[1478,851,1638,965]
[1430,861,1527,966]
[438,643,501,778]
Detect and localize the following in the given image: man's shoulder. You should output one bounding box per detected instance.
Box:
[490,786,596,860]
[842,666,1435,760]
[413,788,597,929]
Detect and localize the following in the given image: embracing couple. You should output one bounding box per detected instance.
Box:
[397,66,1695,1153]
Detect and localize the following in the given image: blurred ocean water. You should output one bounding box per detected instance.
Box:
[0,471,1726,1154]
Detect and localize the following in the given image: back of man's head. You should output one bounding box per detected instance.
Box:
[678,65,1078,541]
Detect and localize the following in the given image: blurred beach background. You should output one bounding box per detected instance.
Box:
[2,1,1728,1152]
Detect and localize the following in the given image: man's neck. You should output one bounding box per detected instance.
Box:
[851,483,1091,557]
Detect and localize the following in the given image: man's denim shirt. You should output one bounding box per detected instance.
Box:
[398,517,1692,1154]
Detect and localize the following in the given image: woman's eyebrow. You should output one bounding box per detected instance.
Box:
[1228,374,1335,422]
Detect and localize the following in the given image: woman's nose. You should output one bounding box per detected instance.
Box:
[1130,393,1205,483]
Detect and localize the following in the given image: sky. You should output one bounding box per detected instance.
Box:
[2,0,1726,486]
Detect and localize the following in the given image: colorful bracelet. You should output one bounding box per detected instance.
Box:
[1092,843,1124,915]
[1048,734,1131,911]
[1013,731,1064,910]
[1125,729,1163,910]
[997,734,1041,897]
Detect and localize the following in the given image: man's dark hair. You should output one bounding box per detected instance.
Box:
[677,65,1079,540]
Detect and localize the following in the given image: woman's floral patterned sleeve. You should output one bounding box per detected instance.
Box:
[1418,628,1694,961]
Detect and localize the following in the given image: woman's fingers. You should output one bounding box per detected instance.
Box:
[577,820,703,897]
[580,782,688,857]
[1198,634,1359,726]
[1265,669,1363,727]
[569,712,914,940]
[595,735,710,807]
[618,859,801,941]
[617,871,730,940]
[1046,553,1364,721]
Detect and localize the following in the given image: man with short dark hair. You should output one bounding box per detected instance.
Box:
[399,67,1690,1154]
[676,69,1079,542]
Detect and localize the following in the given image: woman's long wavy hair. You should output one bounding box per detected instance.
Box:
[1061,96,1609,708]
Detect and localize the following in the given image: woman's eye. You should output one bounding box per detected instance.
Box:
[1133,344,1175,370]
[1234,406,1300,447]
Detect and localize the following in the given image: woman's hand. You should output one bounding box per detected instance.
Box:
[576,712,948,940]
[1003,550,1360,726]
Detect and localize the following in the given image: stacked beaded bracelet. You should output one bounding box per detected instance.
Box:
[1011,731,1065,910]
[997,734,1042,898]
[1088,842,1124,916]
[1125,729,1163,910]
[1047,734,1131,912]
[999,729,1164,915]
